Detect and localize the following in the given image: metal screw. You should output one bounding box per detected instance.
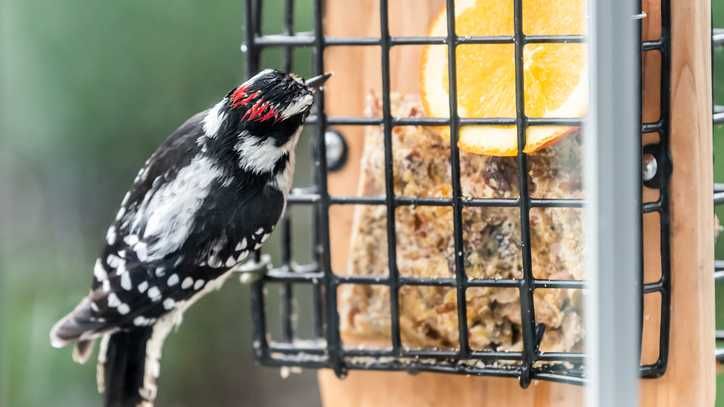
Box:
[642,152,658,182]
[324,128,348,171]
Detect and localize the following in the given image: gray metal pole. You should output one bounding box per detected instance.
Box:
[584,0,641,406]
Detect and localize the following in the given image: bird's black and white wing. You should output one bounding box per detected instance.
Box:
[51,111,285,346]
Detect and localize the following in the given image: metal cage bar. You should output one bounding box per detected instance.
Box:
[253,34,586,47]
[245,0,673,386]
[443,0,472,361]
[278,0,296,344]
[378,0,403,356]
[511,0,540,387]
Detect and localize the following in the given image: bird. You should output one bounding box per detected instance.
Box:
[49,69,331,407]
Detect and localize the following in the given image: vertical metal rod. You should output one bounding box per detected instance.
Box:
[279,0,295,344]
[244,0,260,78]
[310,57,325,340]
[244,0,268,359]
[585,0,642,405]
[280,217,294,341]
[512,0,538,387]
[654,0,672,375]
[309,0,324,339]
[444,0,471,358]
[312,0,344,376]
[379,0,402,354]
[311,203,324,338]
[282,0,294,72]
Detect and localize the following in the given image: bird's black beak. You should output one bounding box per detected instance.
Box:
[305,72,333,90]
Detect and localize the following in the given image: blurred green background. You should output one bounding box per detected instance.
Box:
[3,0,724,406]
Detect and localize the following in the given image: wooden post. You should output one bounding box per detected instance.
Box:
[318,0,714,405]
[637,0,715,406]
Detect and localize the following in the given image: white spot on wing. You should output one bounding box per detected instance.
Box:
[121,192,131,206]
[181,277,193,289]
[138,281,149,293]
[134,316,154,326]
[120,272,132,291]
[135,242,148,261]
[208,255,222,268]
[147,287,161,301]
[117,303,130,315]
[107,293,120,308]
[167,274,179,286]
[106,254,123,269]
[225,257,236,267]
[236,238,247,251]
[106,226,117,245]
[115,261,127,276]
[194,279,205,290]
[94,259,108,281]
[134,166,150,184]
[163,298,175,310]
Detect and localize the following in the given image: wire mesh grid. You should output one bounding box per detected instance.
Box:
[244,0,672,387]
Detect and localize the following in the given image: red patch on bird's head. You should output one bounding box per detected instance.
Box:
[241,100,279,122]
[230,85,255,108]
[230,85,279,122]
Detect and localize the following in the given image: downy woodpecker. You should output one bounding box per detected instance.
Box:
[50,69,331,407]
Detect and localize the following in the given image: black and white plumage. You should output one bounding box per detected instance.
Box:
[50,69,330,407]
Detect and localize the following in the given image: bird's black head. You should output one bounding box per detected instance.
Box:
[200,69,331,175]
[231,69,329,128]
[203,69,330,142]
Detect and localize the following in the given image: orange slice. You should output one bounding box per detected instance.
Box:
[420,0,587,156]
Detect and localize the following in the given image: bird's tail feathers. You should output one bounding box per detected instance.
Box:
[50,298,104,350]
[98,315,176,407]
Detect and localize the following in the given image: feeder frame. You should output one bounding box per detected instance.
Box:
[244,0,674,388]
